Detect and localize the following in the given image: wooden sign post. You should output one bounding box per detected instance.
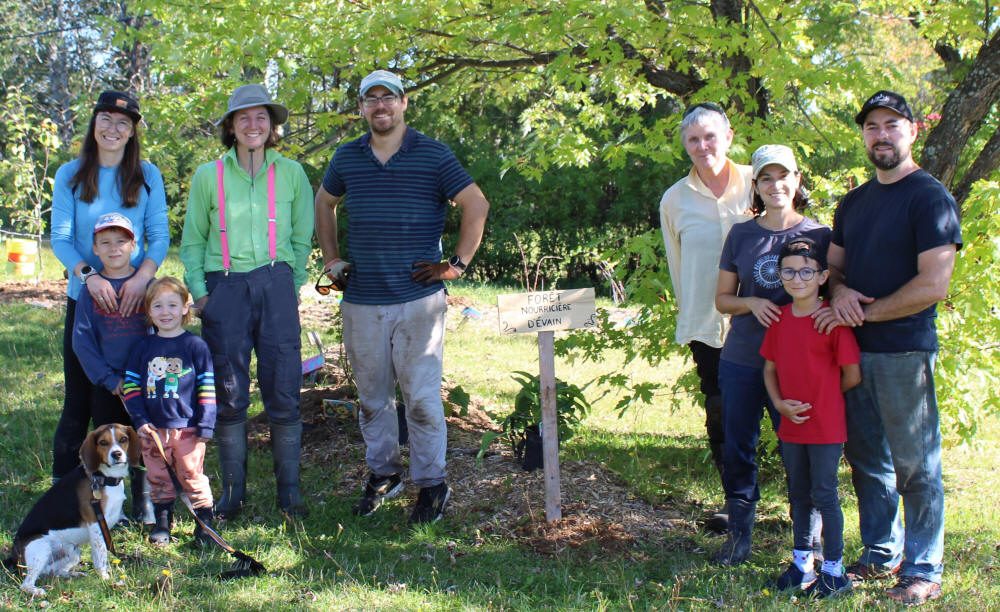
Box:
[497,288,597,522]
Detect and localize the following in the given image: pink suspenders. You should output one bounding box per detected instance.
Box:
[215,159,277,274]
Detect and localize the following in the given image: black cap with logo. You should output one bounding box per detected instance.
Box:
[855,90,913,126]
[93,90,141,122]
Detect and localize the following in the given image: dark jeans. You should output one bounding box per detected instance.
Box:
[52,298,94,477]
[719,358,780,503]
[200,262,302,427]
[783,442,844,562]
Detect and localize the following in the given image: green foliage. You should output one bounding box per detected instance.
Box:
[0,88,61,238]
[478,371,594,461]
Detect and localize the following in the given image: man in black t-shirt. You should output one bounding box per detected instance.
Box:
[816,91,962,605]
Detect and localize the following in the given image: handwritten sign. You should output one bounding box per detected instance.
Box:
[497,288,597,335]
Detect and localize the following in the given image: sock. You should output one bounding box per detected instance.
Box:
[792,549,815,574]
[822,558,844,577]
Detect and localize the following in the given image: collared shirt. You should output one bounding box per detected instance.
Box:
[321,127,474,305]
[659,159,753,347]
[180,147,314,300]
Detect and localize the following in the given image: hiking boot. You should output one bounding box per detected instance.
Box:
[806,571,852,599]
[770,562,817,591]
[409,482,452,524]
[192,507,215,547]
[353,473,404,517]
[886,576,942,605]
[845,561,901,583]
[149,502,174,546]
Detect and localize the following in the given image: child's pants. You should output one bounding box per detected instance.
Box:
[140,427,213,509]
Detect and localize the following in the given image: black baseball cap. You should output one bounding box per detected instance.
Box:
[855,90,913,125]
[93,90,141,122]
[779,237,827,269]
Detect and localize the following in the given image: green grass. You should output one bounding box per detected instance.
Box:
[1,250,998,609]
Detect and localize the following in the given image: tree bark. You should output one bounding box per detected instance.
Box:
[920,29,1000,201]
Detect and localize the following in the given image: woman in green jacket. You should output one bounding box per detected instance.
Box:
[180,84,314,519]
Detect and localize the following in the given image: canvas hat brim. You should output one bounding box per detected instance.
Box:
[214,84,289,126]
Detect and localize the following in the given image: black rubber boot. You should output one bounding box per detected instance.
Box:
[129,466,155,525]
[271,421,307,518]
[713,500,755,566]
[149,502,174,545]
[214,421,247,520]
[192,507,215,546]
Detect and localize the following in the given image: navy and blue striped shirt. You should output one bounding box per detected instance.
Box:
[322,127,474,305]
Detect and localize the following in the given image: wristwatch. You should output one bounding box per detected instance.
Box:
[448,255,467,272]
[78,265,98,284]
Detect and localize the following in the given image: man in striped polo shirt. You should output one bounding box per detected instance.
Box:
[315,69,489,524]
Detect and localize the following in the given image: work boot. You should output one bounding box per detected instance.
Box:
[214,421,247,520]
[149,502,174,545]
[714,500,755,566]
[129,466,155,525]
[271,421,308,518]
[192,507,215,546]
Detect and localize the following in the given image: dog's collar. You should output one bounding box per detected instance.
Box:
[90,473,123,497]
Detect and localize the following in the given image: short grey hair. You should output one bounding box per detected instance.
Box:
[679,105,730,138]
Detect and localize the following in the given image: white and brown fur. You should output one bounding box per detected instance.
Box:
[3,424,139,596]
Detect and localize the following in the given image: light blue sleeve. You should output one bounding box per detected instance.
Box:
[50,162,83,273]
[141,162,171,266]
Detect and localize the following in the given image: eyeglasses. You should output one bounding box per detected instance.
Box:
[779,267,820,281]
[314,274,343,295]
[361,94,400,108]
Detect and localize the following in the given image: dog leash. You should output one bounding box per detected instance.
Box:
[146,428,266,579]
[89,474,120,558]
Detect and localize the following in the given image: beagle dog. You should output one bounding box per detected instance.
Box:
[3,424,139,596]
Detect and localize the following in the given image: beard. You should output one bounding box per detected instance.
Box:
[866,141,904,171]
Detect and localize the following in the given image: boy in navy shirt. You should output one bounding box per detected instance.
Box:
[72,212,152,523]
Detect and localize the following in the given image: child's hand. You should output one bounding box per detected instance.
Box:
[776,399,812,424]
[137,423,157,439]
[112,379,124,397]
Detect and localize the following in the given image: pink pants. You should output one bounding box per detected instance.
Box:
[140,427,213,509]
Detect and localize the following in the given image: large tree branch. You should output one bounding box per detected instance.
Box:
[952,125,1000,206]
[921,29,1000,191]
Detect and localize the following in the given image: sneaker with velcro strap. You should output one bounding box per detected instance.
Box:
[770,562,817,591]
[805,571,853,599]
[409,482,452,524]
[353,473,404,517]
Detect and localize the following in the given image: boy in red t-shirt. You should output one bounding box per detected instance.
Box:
[760,238,861,599]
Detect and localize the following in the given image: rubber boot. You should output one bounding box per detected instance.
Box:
[271,421,307,517]
[704,395,729,534]
[192,507,215,546]
[149,502,174,545]
[714,500,755,566]
[214,421,247,520]
[129,466,155,525]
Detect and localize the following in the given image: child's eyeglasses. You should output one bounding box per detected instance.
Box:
[779,267,819,281]
[314,274,343,295]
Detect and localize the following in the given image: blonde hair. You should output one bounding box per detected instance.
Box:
[144,276,193,326]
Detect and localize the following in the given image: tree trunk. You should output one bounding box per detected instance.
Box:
[46,0,74,144]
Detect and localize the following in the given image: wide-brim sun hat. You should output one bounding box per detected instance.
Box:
[751,144,798,179]
[215,84,289,126]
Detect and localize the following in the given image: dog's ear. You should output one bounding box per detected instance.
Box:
[79,427,103,474]
[124,425,142,467]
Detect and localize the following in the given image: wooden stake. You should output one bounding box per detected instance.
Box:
[538,330,561,521]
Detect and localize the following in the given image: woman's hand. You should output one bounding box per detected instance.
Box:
[85,275,118,313]
[775,398,812,424]
[747,297,782,327]
[118,266,155,317]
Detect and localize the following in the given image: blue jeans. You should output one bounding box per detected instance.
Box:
[719,359,781,503]
[783,442,844,562]
[844,351,943,583]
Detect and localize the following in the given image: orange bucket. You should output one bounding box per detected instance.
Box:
[6,238,38,275]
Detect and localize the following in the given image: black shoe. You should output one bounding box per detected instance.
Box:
[805,571,852,599]
[703,506,729,534]
[353,473,404,517]
[770,562,817,591]
[149,502,174,546]
[409,482,452,524]
[192,507,215,546]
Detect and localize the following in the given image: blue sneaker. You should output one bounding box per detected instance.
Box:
[771,562,817,591]
[806,571,853,599]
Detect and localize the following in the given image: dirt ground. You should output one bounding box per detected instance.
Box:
[5,281,688,557]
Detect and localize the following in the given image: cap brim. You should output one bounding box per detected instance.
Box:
[93,104,141,122]
[214,102,289,127]
[360,79,404,96]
